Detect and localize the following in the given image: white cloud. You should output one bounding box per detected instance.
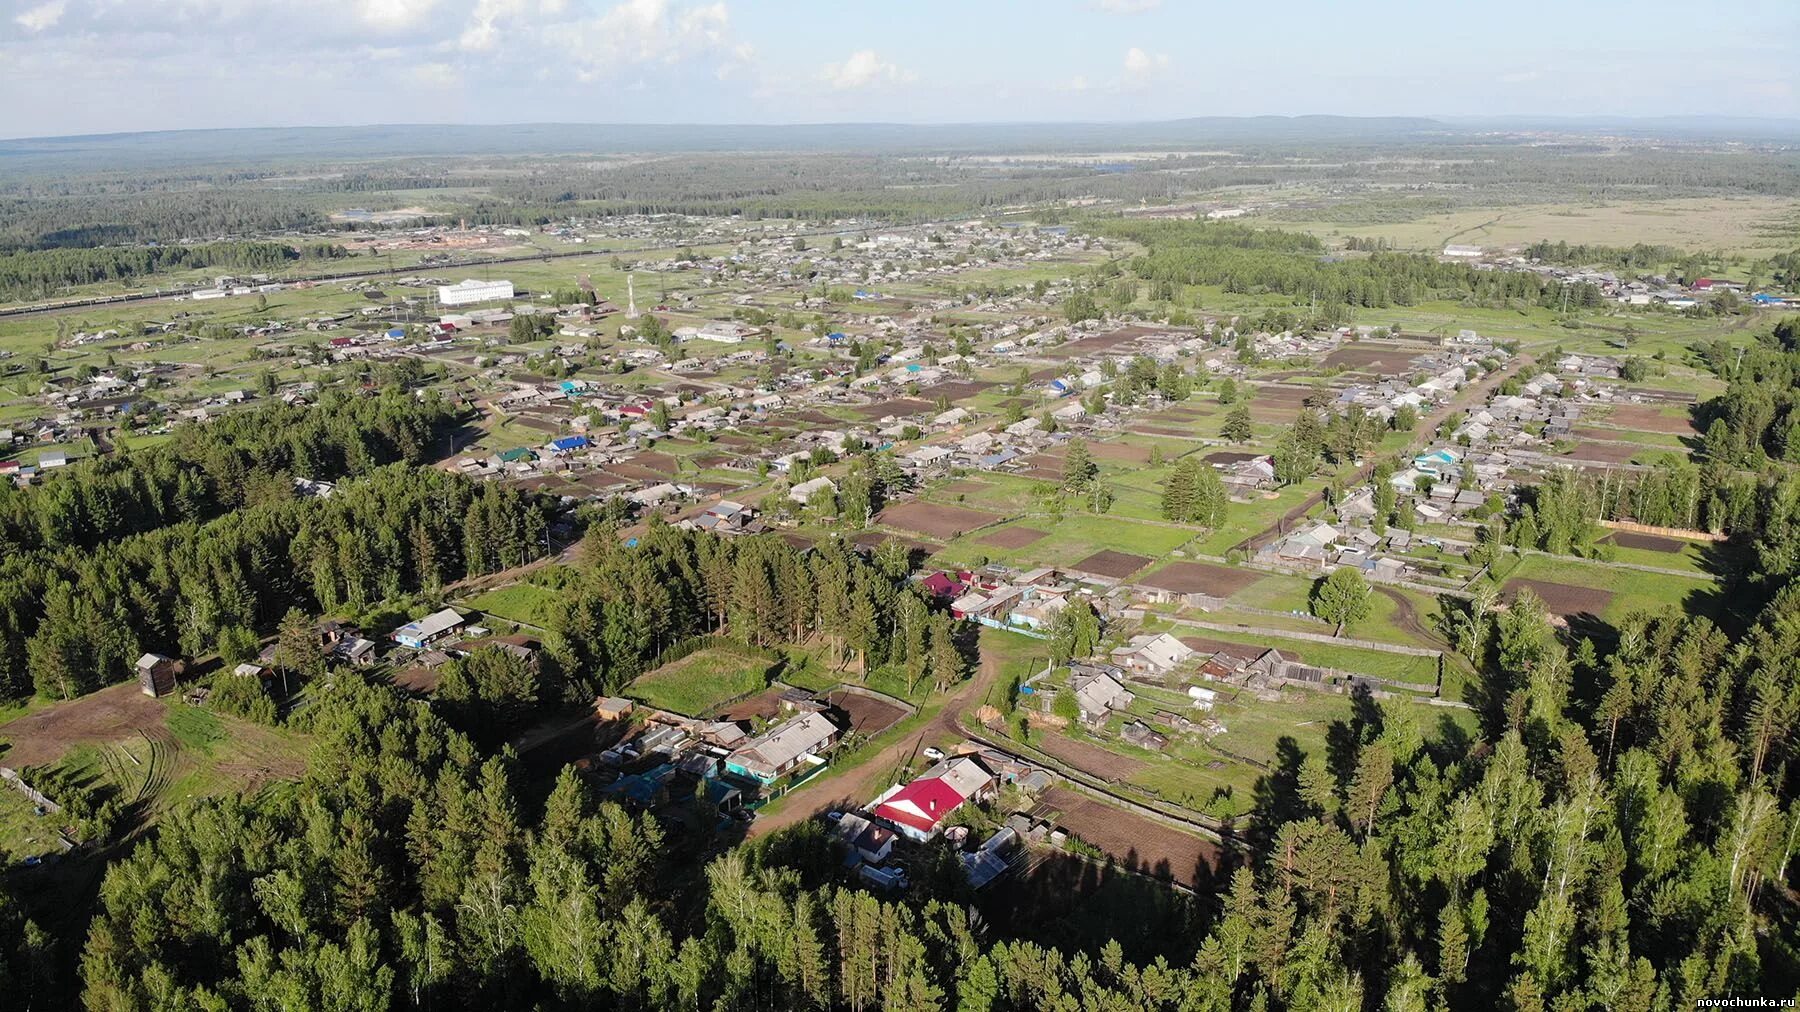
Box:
[356,0,440,29]
[1122,45,1169,87]
[13,0,65,31]
[821,49,912,91]
[547,0,752,80]
[411,61,457,88]
[1096,0,1161,12]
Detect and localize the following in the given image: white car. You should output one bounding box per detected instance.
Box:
[922,746,946,761]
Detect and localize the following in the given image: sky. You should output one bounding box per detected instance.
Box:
[2,0,1796,139]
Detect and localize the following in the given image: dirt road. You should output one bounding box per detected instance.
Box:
[746,637,1013,839]
[1375,585,1447,650]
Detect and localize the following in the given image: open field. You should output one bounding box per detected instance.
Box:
[877,501,1001,539]
[0,683,170,768]
[0,684,310,862]
[1273,197,1800,258]
[627,647,774,716]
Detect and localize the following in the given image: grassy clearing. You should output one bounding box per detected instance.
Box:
[1158,619,1442,686]
[627,647,774,716]
[1273,197,1800,259]
[466,583,563,629]
[166,706,226,755]
[931,512,1195,571]
[1490,552,1715,621]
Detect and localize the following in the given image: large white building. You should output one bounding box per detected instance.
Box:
[436,279,515,307]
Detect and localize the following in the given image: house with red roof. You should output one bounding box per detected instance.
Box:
[871,756,996,842]
[919,571,969,600]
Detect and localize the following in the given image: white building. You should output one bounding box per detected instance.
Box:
[1442,245,1484,258]
[437,279,515,307]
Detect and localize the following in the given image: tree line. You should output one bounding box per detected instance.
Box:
[0,240,348,299]
[0,392,457,556]
[556,520,968,698]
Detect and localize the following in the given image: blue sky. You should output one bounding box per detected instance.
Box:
[2,0,1795,138]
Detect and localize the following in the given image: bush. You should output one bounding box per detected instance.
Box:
[210,671,278,724]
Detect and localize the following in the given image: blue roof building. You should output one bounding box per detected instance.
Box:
[551,435,589,452]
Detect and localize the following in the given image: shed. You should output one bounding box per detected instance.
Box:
[595,696,635,721]
[135,653,181,698]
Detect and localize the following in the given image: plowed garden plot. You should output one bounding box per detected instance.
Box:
[0,683,168,767]
[1042,328,1155,357]
[1203,450,1262,465]
[1036,787,1222,887]
[1034,734,1146,780]
[925,381,993,401]
[605,463,674,482]
[854,398,936,419]
[1141,562,1263,597]
[825,690,909,737]
[1567,442,1642,464]
[1322,346,1425,374]
[879,502,1000,538]
[1033,442,1153,464]
[978,526,1050,549]
[1605,404,1697,434]
[1504,578,1613,620]
[718,689,784,722]
[1605,531,1685,552]
[1070,550,1152,580]
[626,451,679,474]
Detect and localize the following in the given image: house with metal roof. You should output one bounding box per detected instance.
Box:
[392,608,465,649]
[724,711,841,784]
[870,756,996,842]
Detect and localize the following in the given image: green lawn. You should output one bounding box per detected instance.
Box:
[466,583,564,629]
[626,648,775,716]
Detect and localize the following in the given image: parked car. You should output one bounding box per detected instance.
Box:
[922,746,946,761]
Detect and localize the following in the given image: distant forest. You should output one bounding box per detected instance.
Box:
[2,129,1797,262]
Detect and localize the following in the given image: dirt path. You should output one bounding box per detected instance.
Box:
[1375,586,1446,650]
[746,637,1011,839]
[1232,353,1536,555]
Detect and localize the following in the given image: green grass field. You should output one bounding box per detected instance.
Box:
[1489,551,1716,621]
[626,647,775,716]
[465,583,564,629]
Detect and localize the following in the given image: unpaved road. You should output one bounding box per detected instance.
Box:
[747,637,1012,838]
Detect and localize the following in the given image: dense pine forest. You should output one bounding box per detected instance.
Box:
[0,548,1795,1008]
[0,241,349,300]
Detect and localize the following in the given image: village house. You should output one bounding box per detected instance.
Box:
[1069,667,1134,725]
[870,756,997,842]
[392,608,466,649]
[1109,632,1197,678]
[724,710,841,784]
